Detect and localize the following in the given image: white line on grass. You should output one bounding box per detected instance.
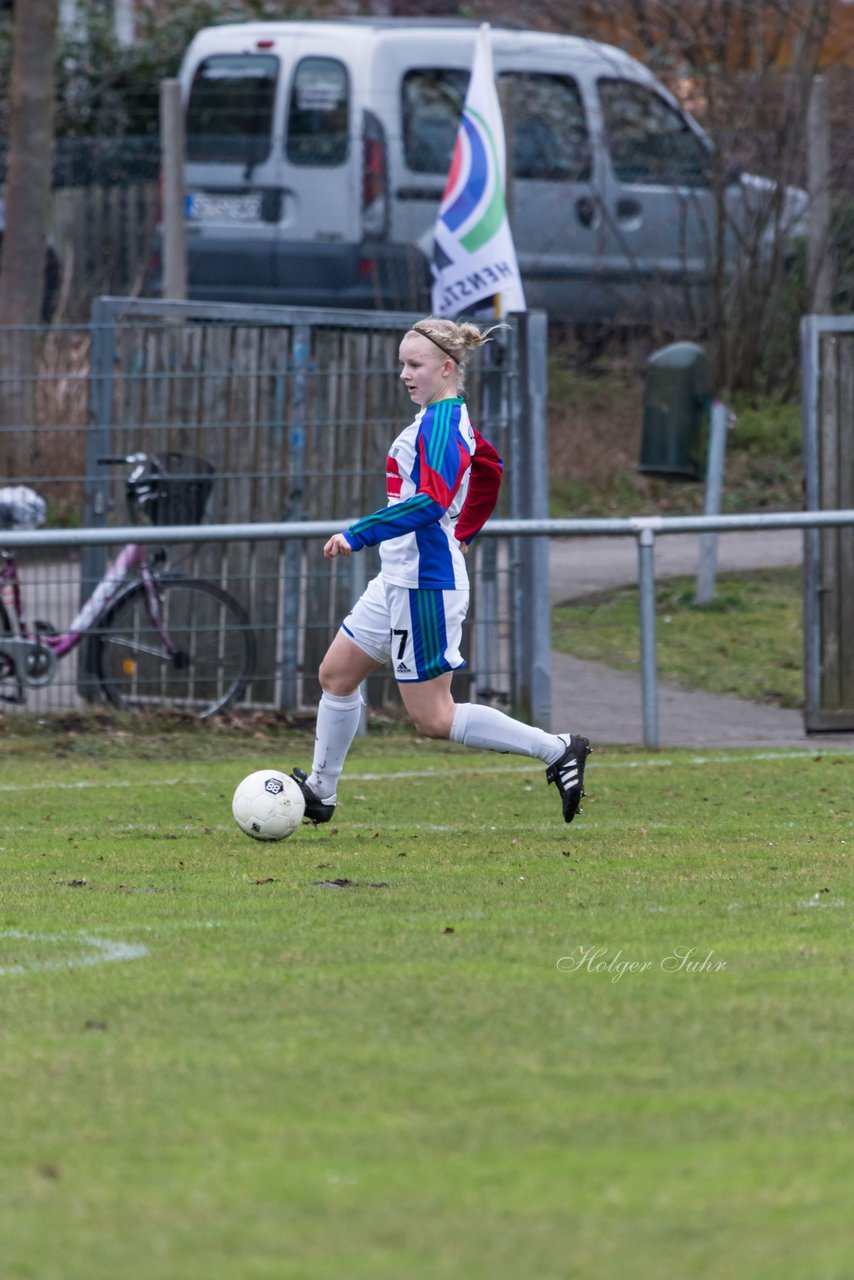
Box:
[0,930,149,977]
[0,748,844,796]
[0,777,191,793]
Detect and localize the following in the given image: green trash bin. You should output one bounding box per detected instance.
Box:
[639,341,712,480]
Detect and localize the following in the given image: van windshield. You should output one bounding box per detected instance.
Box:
[402,69,592,182]
[186,54,278,165]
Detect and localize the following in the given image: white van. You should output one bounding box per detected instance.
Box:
[167,17,805,321]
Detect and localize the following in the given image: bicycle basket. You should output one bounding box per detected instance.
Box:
[127,453,215,526]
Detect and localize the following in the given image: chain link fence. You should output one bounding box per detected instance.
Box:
[1,302,550,725]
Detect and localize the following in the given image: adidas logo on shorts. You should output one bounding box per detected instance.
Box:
[397,661,410,673]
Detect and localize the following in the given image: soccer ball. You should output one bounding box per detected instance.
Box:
[232,769,305,841]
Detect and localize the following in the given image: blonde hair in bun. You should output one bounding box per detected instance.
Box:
[409,317,506,388]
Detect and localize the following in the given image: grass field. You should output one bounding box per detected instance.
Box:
[1,721,852,1280]
[553,567,803,708]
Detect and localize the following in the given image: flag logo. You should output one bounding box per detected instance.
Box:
[440,110,504,252]
[429,25,526,318]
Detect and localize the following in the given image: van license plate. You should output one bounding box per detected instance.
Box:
[186,192,263,222]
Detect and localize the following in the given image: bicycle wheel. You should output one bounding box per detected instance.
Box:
[96,576,255,718]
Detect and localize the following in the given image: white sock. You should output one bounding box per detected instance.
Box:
[450,703,567,765]
[308,689,363,800]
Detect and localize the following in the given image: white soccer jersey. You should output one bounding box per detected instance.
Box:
[343,398,503,590]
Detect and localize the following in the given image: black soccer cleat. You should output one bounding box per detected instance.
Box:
[290,767,337,825]
[546,735,591,823]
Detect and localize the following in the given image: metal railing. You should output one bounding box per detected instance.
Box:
[5,507,852,746]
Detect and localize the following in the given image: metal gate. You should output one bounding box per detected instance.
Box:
[85,297,551,723]
[801,313,854,731]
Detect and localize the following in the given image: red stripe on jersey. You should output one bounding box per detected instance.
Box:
[386,454,403,499]
[417,434,470,510]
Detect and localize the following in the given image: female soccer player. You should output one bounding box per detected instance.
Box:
[290,316,591,825]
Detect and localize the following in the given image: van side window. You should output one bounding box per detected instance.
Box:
[402,69,591,182]
[498,73,591,181]
[402,69,468,174]
[286,57,349,166]
[598,79,710,188]
[186,54,278,164]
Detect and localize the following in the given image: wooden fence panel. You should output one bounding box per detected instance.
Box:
[51,184,158,322]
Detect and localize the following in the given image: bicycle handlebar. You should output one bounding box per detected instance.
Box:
[97,453,150,467]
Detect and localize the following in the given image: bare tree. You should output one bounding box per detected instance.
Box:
[575,0,837,393]
[0,0,59,478]
[0,0,60,326]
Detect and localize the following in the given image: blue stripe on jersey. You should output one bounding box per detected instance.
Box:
[425,399,452,472]
[410,589,451,679]
[414,522,454,587]
[422,399,468,491]
[346,493,445,550]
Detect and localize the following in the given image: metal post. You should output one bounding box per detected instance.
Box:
[159,79,187,300]
[472,539,499,701]
[350,550,368,737]
[84,298,114,540]
[521,310,552,728]
[79,298,116,699]
[801,315,822,722]
[279,325,309,709]
[638,527,659,749]
[474,335,503,700]
[695,400,729,604]
[507,319,525,714]
[508,311,552,726]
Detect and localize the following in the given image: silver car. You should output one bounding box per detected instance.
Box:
[162,17,806,320]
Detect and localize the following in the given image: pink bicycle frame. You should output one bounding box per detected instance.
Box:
[2,542,175,661]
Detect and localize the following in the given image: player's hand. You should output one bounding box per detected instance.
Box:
[324,533,353,559]
[458,540,470,556]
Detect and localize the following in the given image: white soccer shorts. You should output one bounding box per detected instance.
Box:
[341,573,469,683]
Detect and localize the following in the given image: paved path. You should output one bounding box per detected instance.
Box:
[551,651,854,750]
[548,528,854,750]
[549,528,804,603]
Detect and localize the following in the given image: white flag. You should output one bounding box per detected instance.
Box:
[430,24,526,318]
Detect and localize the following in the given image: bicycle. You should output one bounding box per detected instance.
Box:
[0,452,256,718]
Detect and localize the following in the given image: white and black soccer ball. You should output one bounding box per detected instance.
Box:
[232,769,306,841]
